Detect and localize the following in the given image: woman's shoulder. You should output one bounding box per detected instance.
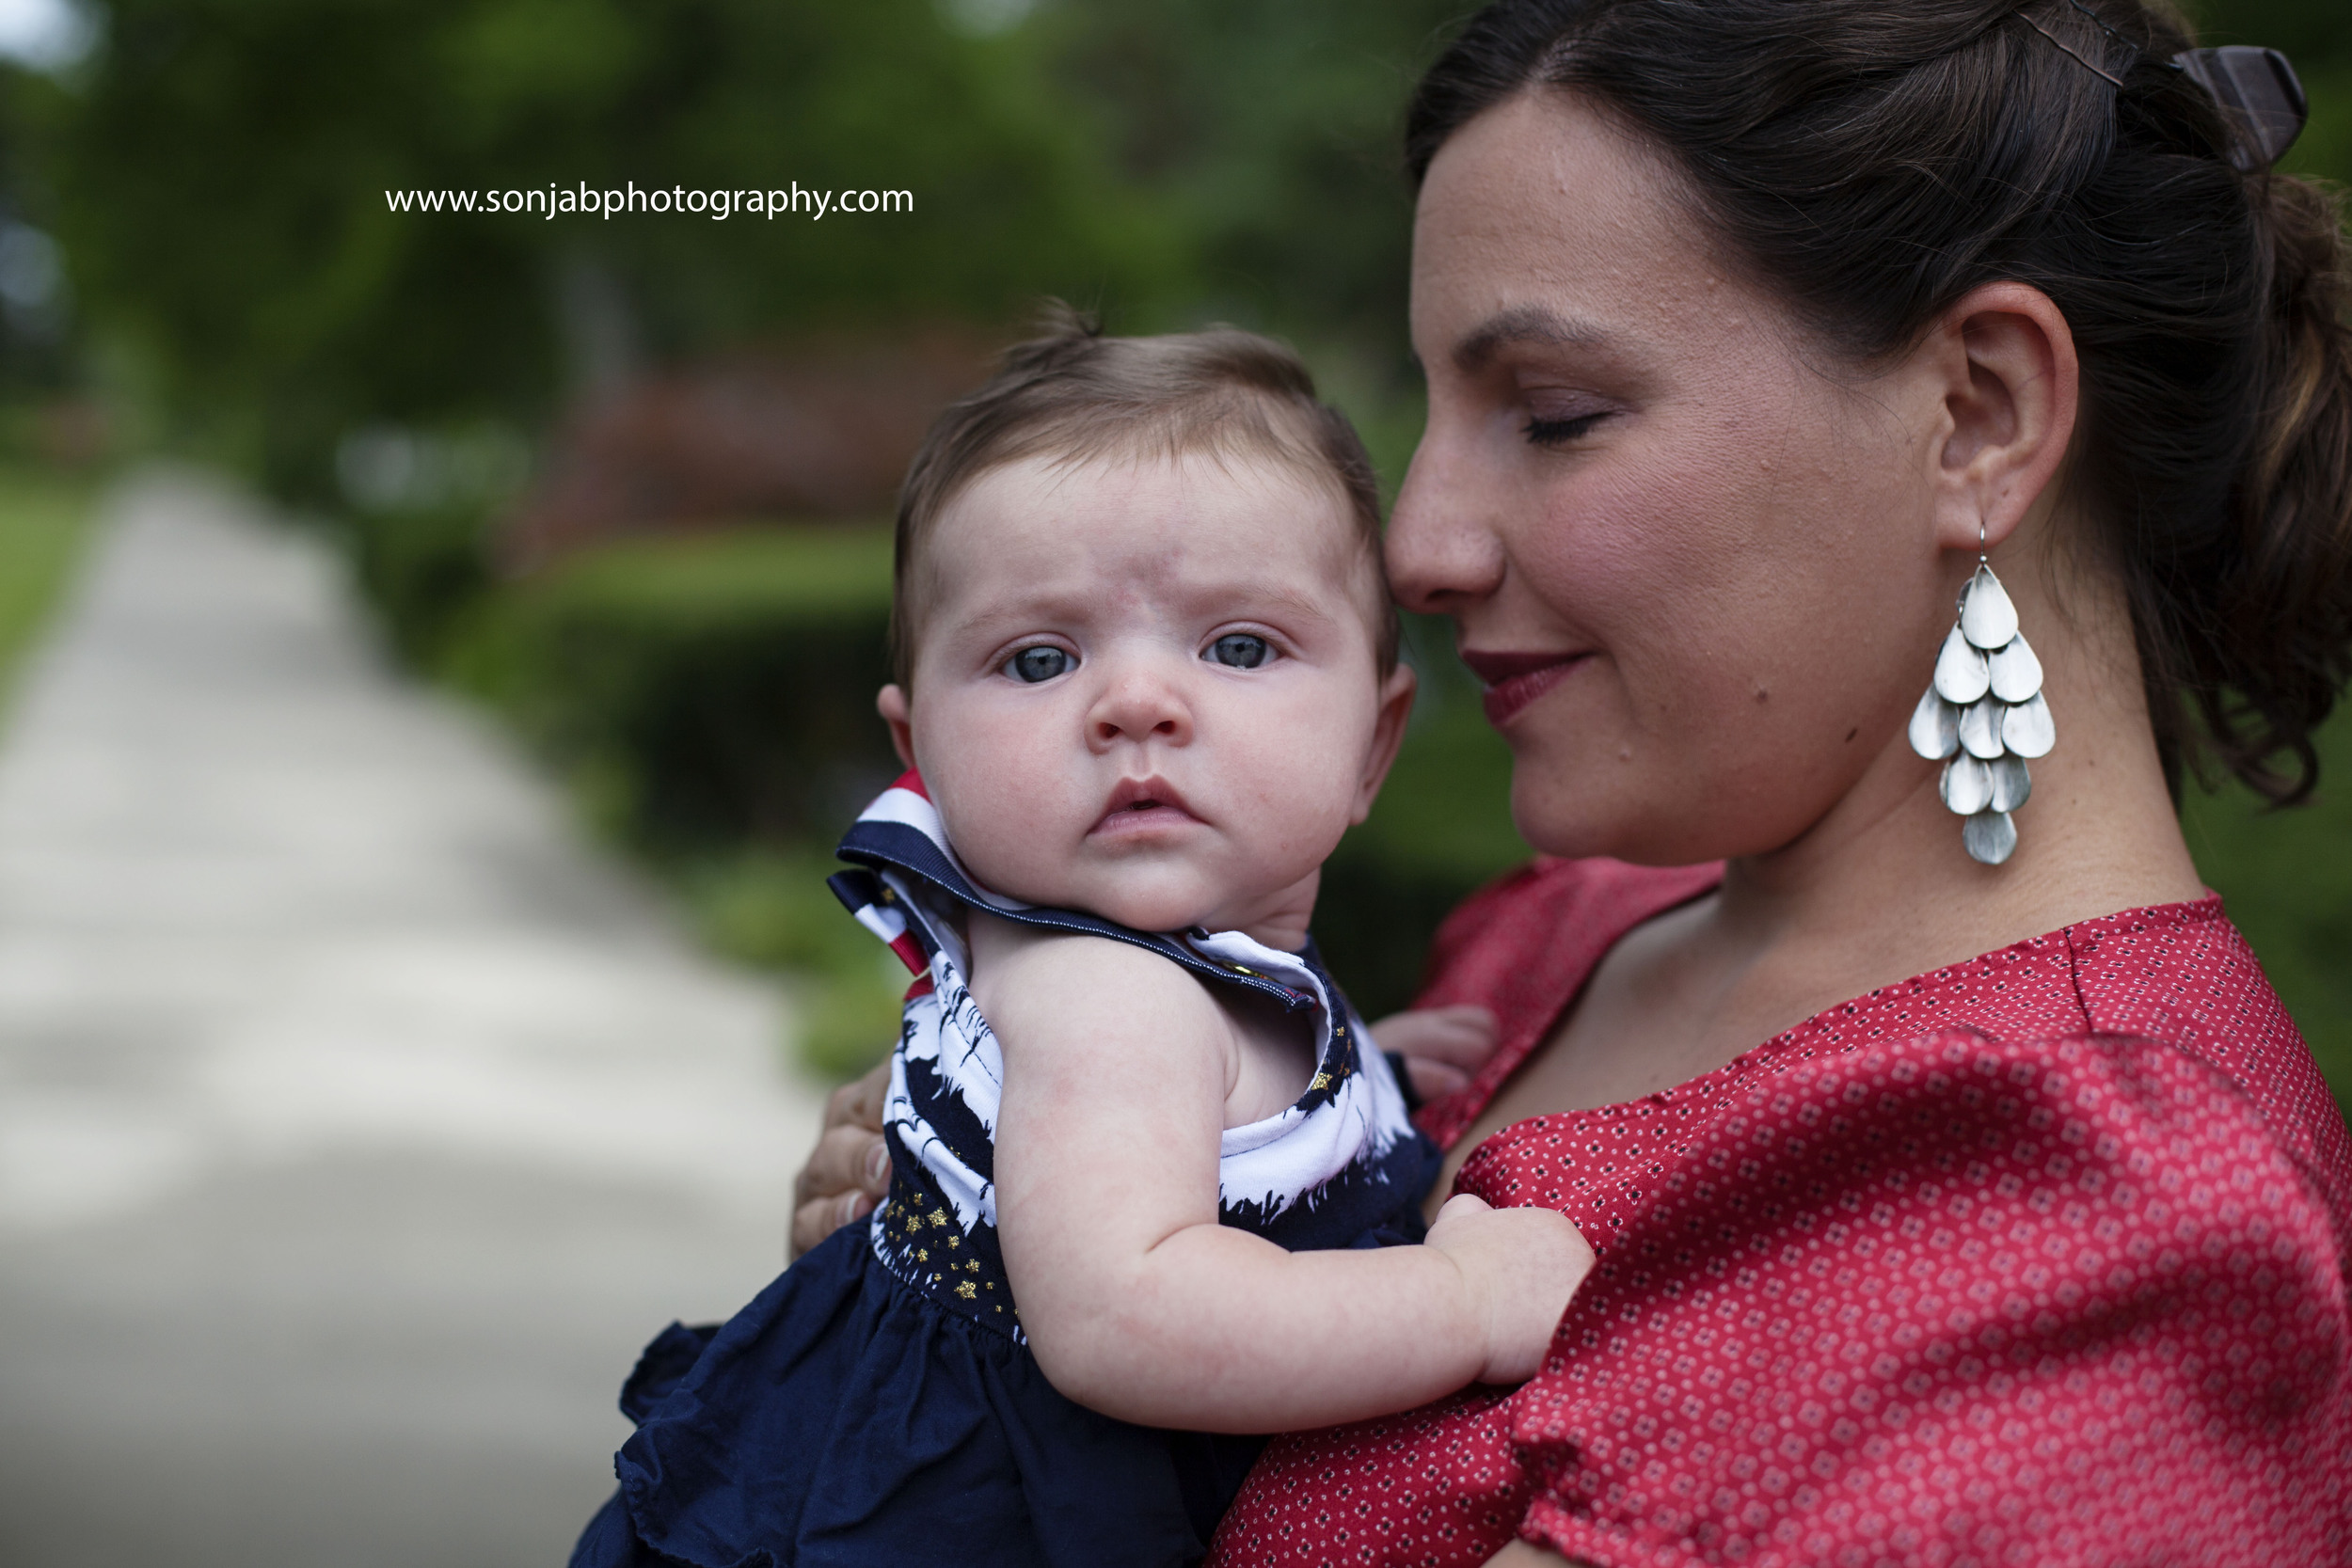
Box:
[1781,893,2351,1216]
[2062,896,2352,1228]
[1445,887,2352,1263]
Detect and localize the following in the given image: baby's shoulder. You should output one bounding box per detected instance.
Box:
[963,914,1226,1038]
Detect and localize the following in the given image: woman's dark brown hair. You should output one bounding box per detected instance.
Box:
[1408,0,2352,802]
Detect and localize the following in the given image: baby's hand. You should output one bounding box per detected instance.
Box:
[1424,1193,1595,1386]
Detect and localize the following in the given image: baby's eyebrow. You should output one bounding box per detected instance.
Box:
[1233,585,1342,626]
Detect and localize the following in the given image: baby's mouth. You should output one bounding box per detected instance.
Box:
[1091,777,1200,835]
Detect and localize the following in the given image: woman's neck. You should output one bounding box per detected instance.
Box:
[1446,542,2209,1154]
[1700,540,2207,1045]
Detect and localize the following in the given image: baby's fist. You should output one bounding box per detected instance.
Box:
[1425,1193,1595,1386]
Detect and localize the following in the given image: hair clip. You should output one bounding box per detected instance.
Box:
[2064,0,2140,56]
[2019,0,2138,90]
[2175,46,2308,170]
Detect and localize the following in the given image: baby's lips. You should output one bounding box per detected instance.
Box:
[1099,773,1198,819]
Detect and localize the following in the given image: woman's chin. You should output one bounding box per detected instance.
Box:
[1510,769,1700,866]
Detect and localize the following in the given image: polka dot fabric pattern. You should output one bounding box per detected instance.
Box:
[1210,862,2352,1567]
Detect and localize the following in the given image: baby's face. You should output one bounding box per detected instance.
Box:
[882,450,1413,943]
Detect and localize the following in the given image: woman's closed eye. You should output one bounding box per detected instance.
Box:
[1517,386,1617,449]
[1206,633,1273,669]
[1005,644,1075,683]
[1521,410,1609,447]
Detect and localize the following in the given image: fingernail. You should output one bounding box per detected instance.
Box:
[866,1143,891,1185]
[842,1192,871,1225]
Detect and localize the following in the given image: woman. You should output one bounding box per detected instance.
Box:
[793,0,2352,1560]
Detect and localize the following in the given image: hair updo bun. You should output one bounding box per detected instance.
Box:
[1408,0,2352,803]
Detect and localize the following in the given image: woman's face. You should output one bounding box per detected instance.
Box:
[1396,88,1960,866]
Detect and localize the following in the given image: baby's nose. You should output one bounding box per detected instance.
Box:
[1087,671,1193,748]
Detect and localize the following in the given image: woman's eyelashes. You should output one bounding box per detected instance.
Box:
[1521,410,1609,447]
[1516,385,1616,448]
[1205,633,1273,670]
[1005,644,1074,684]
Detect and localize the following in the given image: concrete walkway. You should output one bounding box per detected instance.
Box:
[0,473,829,1567]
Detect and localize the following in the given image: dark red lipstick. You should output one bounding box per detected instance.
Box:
[1461,649,1589,728]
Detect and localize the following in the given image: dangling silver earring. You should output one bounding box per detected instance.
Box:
[1906,525,2054,865]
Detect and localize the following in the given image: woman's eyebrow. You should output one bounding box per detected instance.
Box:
[1452,305,1616,373]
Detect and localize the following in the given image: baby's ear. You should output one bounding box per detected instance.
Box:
[1352,663,1418,823]
[877,685,917,770]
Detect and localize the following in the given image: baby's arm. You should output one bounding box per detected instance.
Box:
[974,919,1592,1434]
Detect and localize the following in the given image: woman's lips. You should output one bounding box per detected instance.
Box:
[1461,649,1589,727]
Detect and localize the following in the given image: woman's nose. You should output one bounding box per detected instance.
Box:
[1086,666,1194,751]
[1386,423,1509,619]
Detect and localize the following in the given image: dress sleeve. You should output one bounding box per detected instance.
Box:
[1509,1029,2352,1567]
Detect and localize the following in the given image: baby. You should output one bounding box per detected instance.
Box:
[573,314,1592,1568]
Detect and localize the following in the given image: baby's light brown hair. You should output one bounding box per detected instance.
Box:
[889,305,1398,687]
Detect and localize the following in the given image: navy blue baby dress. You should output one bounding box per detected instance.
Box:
[572,772,1442,1568]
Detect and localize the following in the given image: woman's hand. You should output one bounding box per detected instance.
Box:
[788,1064,891,1259]
[1374,1004,1499,1102]
[785,1005,1508,1259]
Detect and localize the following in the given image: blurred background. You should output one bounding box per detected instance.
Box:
[0,0,2342,1563]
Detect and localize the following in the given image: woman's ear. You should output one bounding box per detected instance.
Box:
[1927,281,2080,554]
[1349,663,1419,825]
[876,685,916,770]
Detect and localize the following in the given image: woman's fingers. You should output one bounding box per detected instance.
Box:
[788,1064,893,1259]
[793,1122,892,1208]
[828,1062,889,1134]
[788,1126,891,1257]
[1407,1056,1474,1102]
[1406,1005,1502,1068]
[1370,1005,1501,1101]
[791,1186,877,1260]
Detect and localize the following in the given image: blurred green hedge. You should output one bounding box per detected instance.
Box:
[2182,715,2352,1104]
[428,524,911,1075]
[446,528,904,848]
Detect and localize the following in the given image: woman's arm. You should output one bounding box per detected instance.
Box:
[975,920,1591,1433]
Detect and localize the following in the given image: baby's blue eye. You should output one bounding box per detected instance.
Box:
[1208,634,1271,669]
[1007,646,1073,683]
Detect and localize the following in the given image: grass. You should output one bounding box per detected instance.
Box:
[0,464,101,707]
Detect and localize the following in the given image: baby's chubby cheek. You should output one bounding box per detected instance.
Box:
[913,737,1097,905]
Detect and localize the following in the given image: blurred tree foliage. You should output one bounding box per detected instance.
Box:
[16,0,1187,496]
[15,0,2338,491]
[13,0,1468,499]
[0,0,2343,1081]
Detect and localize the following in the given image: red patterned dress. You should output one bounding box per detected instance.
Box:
[1210,858,2352,1568]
